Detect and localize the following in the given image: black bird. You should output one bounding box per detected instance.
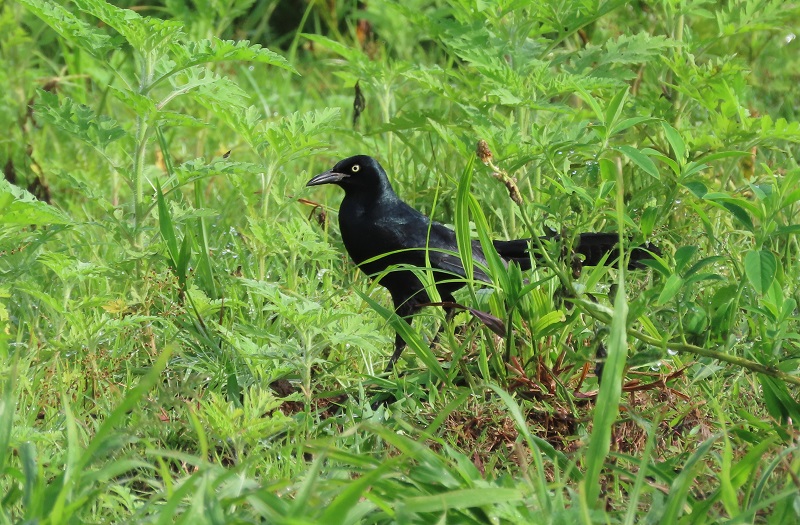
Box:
[307,155,653,371]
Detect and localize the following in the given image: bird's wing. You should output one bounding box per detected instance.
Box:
[425,222,493,284]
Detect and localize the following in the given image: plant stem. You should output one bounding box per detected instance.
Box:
[133,115,149,247]
[576,298,800,386]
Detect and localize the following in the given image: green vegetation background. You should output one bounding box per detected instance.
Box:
[1,0,799,522]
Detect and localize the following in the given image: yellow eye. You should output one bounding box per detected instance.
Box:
[351,164,360,173]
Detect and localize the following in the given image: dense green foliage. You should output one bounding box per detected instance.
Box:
[2,0,800,522]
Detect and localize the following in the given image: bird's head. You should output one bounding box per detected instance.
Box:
[306,155,392,194]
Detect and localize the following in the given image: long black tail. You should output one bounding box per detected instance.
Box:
[493,233,657,271]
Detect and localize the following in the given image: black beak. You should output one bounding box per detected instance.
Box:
[306,170,349,186]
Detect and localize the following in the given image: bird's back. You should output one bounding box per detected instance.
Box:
[338,193,491,292]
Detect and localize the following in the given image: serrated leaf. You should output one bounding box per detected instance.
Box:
[244,107,342,164]
[73,0,184,54]
[167,68,250,110]
[34,90,128,151]
[574,32,676,75]
[107,86,156,118]
[302,33,369,63]
[174,38,295,73]
[370,111,441,135]
[155,111,206,129]
[18,0,115,59]
[0,180,72,226]
[744,250,776,295]
[173,158,262,184]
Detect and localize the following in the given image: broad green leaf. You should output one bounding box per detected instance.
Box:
[604,87,629,131]
[684,256,726,279]
[744,250,777,295]
[661,121,686,162]
[759,375,800,423]
[173,68,251,110]
[641,206,658,237]
[611,116,655,136]
[657,274,684,306]
[301,33,369,63]
[637,253,671,277]
[683,181,708,198]
[615,145,659,178]
[721,202,754,230]
[673,245,698,274]
[573,85,605,123]
[532,310,567,337]
[692,150,751,165]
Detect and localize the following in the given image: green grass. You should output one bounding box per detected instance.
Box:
[2,0,800,522]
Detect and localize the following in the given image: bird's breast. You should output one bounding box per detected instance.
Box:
[338,202,417,268]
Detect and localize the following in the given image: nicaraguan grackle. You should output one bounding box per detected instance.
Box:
[307,155,654,371]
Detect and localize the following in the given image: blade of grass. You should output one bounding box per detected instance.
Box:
[659,435,718,523]
[583,157,629,505]
[356,289,447,382]
[455,154,477,285]
[0,364,16,474]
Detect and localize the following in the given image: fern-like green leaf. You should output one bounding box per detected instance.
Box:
[72,0,184,54]
[177,68,251,110]
[34,90,129,152]
[257,108,342,163]
[175,38,295,73]
[17,0,115,58]
[107,86,156,119]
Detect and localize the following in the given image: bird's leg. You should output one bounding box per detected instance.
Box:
[385,301,415,373]
[385,331,408,373]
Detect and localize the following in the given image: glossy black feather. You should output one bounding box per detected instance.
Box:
[307,155,654,370]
